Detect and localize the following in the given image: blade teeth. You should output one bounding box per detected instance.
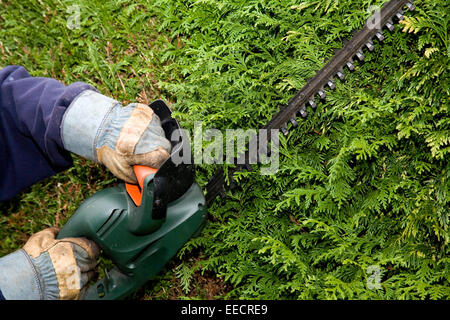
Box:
[386,21,395,32]
[318,90,326,100]
[365,41,375,51]
[337,71,345,81]
[356,50,365,61]
[308,99,316,109]
[281,125,289,136]
[297,105,307,117]
[406,2,416,11]
[219,184,226,198]
[290,117,298,128]
[396,12,405,21]
[375,31,385,42]
[229,173,236,189]
[327,80,336,90]
[346,61,355,71]
[299,106,308,117]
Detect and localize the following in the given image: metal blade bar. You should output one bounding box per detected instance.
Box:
[205,0,414,205]
[264,0,410,131]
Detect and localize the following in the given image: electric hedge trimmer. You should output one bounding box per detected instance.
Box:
[58,0,416,300]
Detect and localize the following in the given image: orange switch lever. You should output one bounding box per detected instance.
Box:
[125,165,158,207]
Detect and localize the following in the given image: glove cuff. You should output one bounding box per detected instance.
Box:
[61,90,120,161]
[32,251,60,299]
[0,249,59,300]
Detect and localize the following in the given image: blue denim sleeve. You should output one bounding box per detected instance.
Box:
[0,66,96,201]
[0,288,5,300]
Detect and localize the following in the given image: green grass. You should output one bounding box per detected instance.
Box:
[0,0,188,299]
[0,0,448,300]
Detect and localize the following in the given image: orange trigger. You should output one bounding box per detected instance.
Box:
[125,166,158,207]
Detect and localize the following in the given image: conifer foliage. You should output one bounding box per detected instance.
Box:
[0,0,447,300]
[153,0,449,299]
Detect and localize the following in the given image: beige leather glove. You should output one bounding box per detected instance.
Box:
[95,103,170,183]
[61,90,172,184]
[0,228,100,300]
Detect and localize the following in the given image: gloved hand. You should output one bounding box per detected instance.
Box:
[61,90,172,184]
[0,228,99,300]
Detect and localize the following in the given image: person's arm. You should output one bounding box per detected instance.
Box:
[0,228,99,300]
[0,65,172,202]
[0,66,172,299]
[0,65,95,201]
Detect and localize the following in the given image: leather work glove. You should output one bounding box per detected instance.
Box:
[0,228,100,300]
[61,90,172,184]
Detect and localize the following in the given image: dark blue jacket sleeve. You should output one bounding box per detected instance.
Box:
[0,66,95,201]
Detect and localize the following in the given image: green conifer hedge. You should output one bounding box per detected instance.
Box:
[152,0,449,299]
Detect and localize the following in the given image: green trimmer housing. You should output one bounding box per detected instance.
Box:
[57,100,207,300]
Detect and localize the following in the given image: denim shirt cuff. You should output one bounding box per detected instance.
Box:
[0,249,58,299]
[61,90,120,161]
[32,251,59,299]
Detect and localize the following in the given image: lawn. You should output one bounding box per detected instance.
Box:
[0,0,448,300]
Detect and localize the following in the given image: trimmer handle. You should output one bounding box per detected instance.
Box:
[125,166,158,207]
